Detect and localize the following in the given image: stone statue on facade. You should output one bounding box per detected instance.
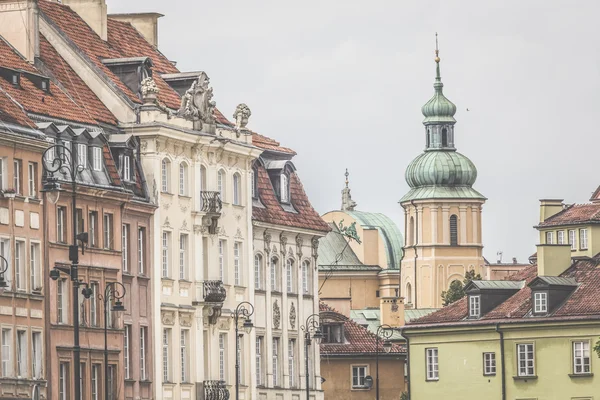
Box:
[178,72,216,130]
[233,103,251,135]
[140,77,159,104]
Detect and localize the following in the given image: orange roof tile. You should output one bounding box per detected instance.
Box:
[252,132,296,154]
[537,203,600,227]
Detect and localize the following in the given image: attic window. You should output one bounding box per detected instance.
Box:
[322,324,344,344]
[469,295,481,318]
[11,73,19,86]
[280,173,289,203]
[41,79,48,92]
[533,292,548,314]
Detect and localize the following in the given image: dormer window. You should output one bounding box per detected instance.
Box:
[92,147,103,171]
[280,173,289,203]
[322,324,344,344]
[533,292,547,314]
[251,168,258,199]
[469,295,480,318]
[123,155,131,181]
[41,79,48,92]
[77,144,87,169]
[11,73,19,86]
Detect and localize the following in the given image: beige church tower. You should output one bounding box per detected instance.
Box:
[400,46,486,309]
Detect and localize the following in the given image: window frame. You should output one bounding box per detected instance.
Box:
[351,365,368,389]
[483,352,496,376]
[27,161,37,198]
[179,162,188,196]
[180,329,189,382]
[426,347,439,381]
[533,291,548,314]
[162,231,170,278]
[516,343,535,377]
[469,295,481,318]
[179,234,188,280]
[286,258,294,293]
[280,173,289,203]
[92,147,102,171]
[255,336,264,386]
[30,241,41,292]
[579,228,588,250]
[302,259,310,295]
[546,231,554,244]
[233,172,242,205]
[103,213,114,250]
[217,169,225,202]
[162,328,170,383]
[557,230,565,245]
[572,340,591,375]
[568,229,576,250]
[124,324,131,379]
[13,159,22,194]
[140,326,148,381]
[122,224,130,273]
[161,159,170,193]
[271,256,280,292]
[234,242,241,286]
[138,227,146,275]
[15,239,26,291]
[219,333,226,381]
[272,337,280,387]
[219,239,226,282]
[449,214,458,246]
[254,253,263,290]
[57,206,67,243]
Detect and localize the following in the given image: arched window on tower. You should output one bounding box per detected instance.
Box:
[442,127,448,147]
[409,216,415,245]
[406,283,412,305]
[450,214,458,246]
[426,129,430,148]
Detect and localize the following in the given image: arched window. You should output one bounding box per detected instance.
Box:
[271,256,279,292]
[302,260,310,294]
[409,216,415,246]
[442,127,448,147]
[233,173,241,205]
[450,214,458,246]
[254,254,263,289]
[286,259,294,293]
[179,162,188,196]
[217,170,225,201]
[406,283,412,304]
[280,173,289,203]
[161,159,170,192]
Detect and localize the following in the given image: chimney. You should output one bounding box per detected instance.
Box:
[61,0,107,41]
[108,13,163,48]
[536,244,571,277]
[0,0,39,62]
[380,297,404,328]
[539,199,564,223]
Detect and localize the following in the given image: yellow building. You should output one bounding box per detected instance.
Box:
[400,48,486,309]
[402,244,600,400]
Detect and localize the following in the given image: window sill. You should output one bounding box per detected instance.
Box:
[351,387,371,391]
[255,289,266,294]
[137,274,150,280]
[303,294,314,299]
[272,290,282,295]
[483,373,496,377]
[161,192,173,196]
[161,277,175,282]
[425,379,439,383]
[569,373,593,378]
[512,375,537,381]
[139,379,152,384]
[232,203,244,208]
[179,195,192,199]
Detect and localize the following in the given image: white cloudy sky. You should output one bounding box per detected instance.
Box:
[110,0,600,262]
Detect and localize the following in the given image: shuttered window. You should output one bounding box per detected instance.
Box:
[450,214,458,246]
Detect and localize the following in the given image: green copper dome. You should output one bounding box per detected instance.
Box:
[421,64,457,124]
[405,150,477,188]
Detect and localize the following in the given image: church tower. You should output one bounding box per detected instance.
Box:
[400,42,486,309]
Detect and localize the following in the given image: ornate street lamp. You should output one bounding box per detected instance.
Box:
[375,324,394,400]
[301,314,323,400]
[233,301,254,400]
[99,282,126,400]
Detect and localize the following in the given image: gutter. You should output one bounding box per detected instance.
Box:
[399,328,411,399]
[411,200,419,308]
[495,324,506,400]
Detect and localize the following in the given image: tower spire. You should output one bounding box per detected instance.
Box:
[434,32,443,92]
[341,169,357,211]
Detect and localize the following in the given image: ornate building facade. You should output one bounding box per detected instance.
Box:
[400,49,486,309]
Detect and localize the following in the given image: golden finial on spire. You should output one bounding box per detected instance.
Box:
[435,32,440,63]
[345,168,349,188]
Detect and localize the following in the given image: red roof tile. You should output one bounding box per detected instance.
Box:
[253,166,330,233]
[252,132,296,155]
[537,203,600,227]
[103,144,121,186]
[0,90,35,128]
[319,302,405,355]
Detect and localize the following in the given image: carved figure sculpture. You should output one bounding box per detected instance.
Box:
[178,72,216,129]
[140,77,159,104]
[233,103,251,131]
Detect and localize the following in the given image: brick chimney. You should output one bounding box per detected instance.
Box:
[536,244,571,277]
[380,297,404,328]
[0,0,40,62]
[61,0,107,41]
[108,12,163,48]
[539,199,564,223]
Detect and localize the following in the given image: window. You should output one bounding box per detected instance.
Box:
[352,366,367,388]
[286,259,294,293]
[124,325,131,379]
[280,174,289,203]
[0,157,6,190]
[557,230,565,245]
[271,256,279,291]
[534,292,547,314]
[59,362,69,400]
[77,143,87,168]
[251,168,257,198]
[256,336,264,386]
[122,224,130,273]
[89,211,98,247]
[32,331,42,379]
[217,170,225,200]
[28,162,37,197]
[162,232,170,278]
[546,231,554,244]
[179,234,188,280]
[0,238,11,287]
[179,163,187,196]
[107,365,116,400]
[409,216,415,245]
[219,333,226,381]
[580,229,588,250]
[162,329,170,382]
[233,173,241,205]
[15,240,25,291]
[180,330,189,382]
[272,337,280,386]
[449,214,458,246]
[517,343,535,376]
[469,295,480,318]
[254,254,263,289]
[426,348,439,381]
[140,327,148,380]
[288,339,296,387]
[2,328,12,377]
[103,213,113,249]
[322,324,344,343]
[483,352,496,375]
[92,147,102,171]
[441,127,448,147]
[123,155,131,181]
[57,206,67,243]
[219,240,225,282]
[30,242,41,291]
[234,242,241,285]
[57,278,68,324]
[161,159,170,192]
[61,140,71,166]
[568,229,576,250]
[13,159,22,194]
[90,282,98,327]
[75,208,84,236]
[406,283,412,304]
[91,365,99,400]
[138,227,146,275]
[573,341,591,374]
[302,260,310,294]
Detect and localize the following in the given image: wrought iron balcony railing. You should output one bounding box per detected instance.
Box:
[203,380,229,400]
[200,191,222,214]
[203,280,226,303]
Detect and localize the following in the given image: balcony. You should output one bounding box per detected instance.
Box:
[199,191,222,235]
[192,280,226,325]
[197,381,229,400]
[203,280,226,303]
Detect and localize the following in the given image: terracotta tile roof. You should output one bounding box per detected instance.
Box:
[319,302,405,355]
[408,256,600,327]
[103,144,121,186]
[0,37,97,125]
[252,132,296,154]
[253,166,330,233]
[0,90,34,128]
[537,203,600,227]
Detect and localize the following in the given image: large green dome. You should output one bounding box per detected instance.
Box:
[405,150,477,188]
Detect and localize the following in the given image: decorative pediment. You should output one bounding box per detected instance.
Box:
[163,217,171,228]
[235,228,243,240]
[179,312,193,327]
[162,310,176,325]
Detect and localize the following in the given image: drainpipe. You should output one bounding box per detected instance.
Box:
[400,329,411,399]
[495,324,506,400]
[410,200,419,309]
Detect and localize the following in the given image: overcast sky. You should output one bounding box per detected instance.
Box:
[110,0,600,262]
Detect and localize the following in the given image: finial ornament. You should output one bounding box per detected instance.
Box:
[435,32,440,63]
[341,168,357,211]
[345,168,349,188]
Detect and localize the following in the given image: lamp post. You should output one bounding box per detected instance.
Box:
[375,324,393,400]
[42,142,89,400]
[233,301,254,400]
[99,281,126,400]
[301,314,323,400]
[0,255,8,291]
